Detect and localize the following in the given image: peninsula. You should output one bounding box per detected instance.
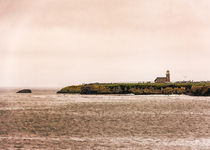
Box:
[57,71,210,96]
[57,82,210,96]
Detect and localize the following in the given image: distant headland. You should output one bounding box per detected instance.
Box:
[57,70,210,96]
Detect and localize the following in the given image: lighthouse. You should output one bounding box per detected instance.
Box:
[166,70,170,82]
[154,70,171,83]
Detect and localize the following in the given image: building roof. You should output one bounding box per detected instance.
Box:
[154,77,167,81]
[155,77,167,79]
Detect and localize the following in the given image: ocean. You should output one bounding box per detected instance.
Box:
[0,89,210,149]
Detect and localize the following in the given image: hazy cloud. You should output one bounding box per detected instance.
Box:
[1,0,210,87]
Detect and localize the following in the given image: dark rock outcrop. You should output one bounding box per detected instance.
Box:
[17,89,32,93]
[189,86,210,96]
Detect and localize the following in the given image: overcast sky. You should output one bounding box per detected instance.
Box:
[1,0,210,88]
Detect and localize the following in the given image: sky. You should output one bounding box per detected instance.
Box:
[1,0,210,88]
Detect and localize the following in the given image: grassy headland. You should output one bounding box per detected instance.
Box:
[57,82,210,96]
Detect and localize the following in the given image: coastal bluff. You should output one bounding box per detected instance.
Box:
[57,83,210,96]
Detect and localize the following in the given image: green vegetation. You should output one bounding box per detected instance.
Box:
[57,85,82,94]
[57,82,210,96]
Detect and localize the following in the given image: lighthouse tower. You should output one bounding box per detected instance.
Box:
[166,70,170,82]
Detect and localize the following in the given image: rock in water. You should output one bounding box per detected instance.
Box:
[17,89,32,93]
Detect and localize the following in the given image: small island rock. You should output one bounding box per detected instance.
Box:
[17,89,32,93]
